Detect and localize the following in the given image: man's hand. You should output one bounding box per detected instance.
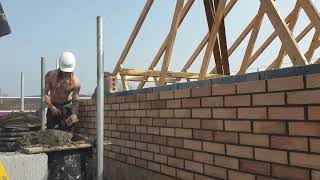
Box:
[51,106,61,117]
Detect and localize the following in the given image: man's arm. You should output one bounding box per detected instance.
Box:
[72,80,81,117]
[44,71,54,109]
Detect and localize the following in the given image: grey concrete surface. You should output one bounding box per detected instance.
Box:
[0,152,48,180]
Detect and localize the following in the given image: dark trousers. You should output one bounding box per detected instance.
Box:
[46,102,73,131]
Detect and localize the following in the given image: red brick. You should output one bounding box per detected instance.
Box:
[129,102,140,109]
[201,97,223,107]
[306,73,320,88]
[225,120,251,132]
[225,95,251,107]
[240,133,269,147]
[161,164,176,177]
[167,137,183,148]
[309,106,320,120]
[160,91,174,99]
[238,107,267,119]
[185,160,204,173]
[166,119,182,127]
[137,94,147,101]
[140,101,152,109]
[136,142,147,150]
[176,148,193,160]
[182,98,200,108]
[153,135,167,145]
[183,119,201,128]
[147,144,160,153]
[148,161,161,172]
[153,118,166,126]
[168,157,184,168]
[212,108,237,119]
[120,103,129,110]
[193,129,213,141]
[288,90,320,104]
[136,159,147,168]
[212,84,236,95]
[268,76,304,92]
[289,122,320,137]
[214,155,239,169]
[160,146,175,156]
[204,165,227,179]
[160,109,174,118]
[135,110,147,117]
[193,151,213,164]
[147,127,159,135]
[256,176,277,180]
[152,100,166,109]
[272,164,310,180]
[175,128,192,138]
[174,109,191,118]
[237,80,266,94]
[184,139,202,151]
[194,174,212,180]
[160,128,175,136]
[174,89,190,98]
[177,169,194,180]
[312,170,320,180]
[269,107,305,120]
[192,108,211,118]
[166,99,181,109]
[147,92,159,101]
[141,118,152,125]
[141,151,153,161]
[202,120,223,130]
[271,136,308,151]
[290,152,320,169]
[255,148,288,164]
[226,144,253,159]
[141,134,153,143]
[253,92,285,106]
[192,86,211,97]
[203,142,225,155]
[240,159,270,176]
[125,95,137,103]
[311,138,320,153]
[214,131,238,144]
[228,170,255,180]
[254,121,286,134]
[154,154,168,164]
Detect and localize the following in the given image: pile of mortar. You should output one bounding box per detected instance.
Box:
[17,129,94,148]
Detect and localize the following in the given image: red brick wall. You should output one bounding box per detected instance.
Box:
[77,73,320,180]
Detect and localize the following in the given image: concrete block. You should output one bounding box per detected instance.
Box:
[0,152,48,180]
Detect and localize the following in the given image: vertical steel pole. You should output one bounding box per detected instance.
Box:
[20,72,24,112]
[41,57,46,130]
[96,16,104,180]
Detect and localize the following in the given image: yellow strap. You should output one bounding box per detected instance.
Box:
[0,161,10,180]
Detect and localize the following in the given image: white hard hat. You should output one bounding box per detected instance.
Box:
[58,51,76,72]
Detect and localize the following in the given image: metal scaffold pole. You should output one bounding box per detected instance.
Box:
[41,57,46,130]
[96,16,104,180]
[20,72,24,112]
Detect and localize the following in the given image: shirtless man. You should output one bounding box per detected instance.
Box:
[45,52,81,131]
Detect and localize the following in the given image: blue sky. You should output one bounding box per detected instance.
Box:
[0,0,319,96]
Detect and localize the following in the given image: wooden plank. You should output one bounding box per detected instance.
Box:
[247,3,301,71]
[238,6,265,74]
[199,0,227,80]
[20,143,92,154]
[298,0,320,32]
[273,3,302,69]
[305,31,320,62]
[112,0,154,74]
[137,0,195,89]
[158,0,184,85]
[260,0,307,66]
[204,0,223,75]
[267,23,313,70]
